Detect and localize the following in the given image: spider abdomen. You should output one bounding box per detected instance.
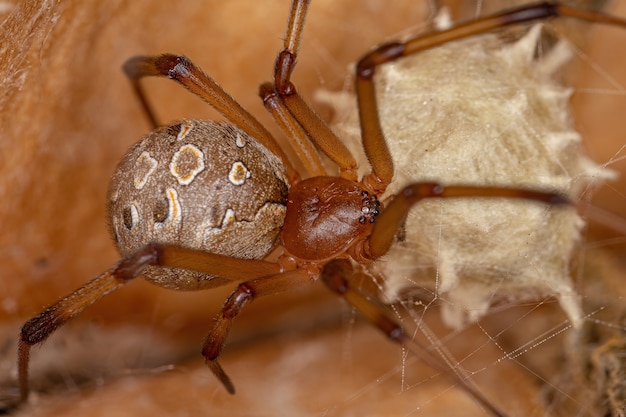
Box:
[282,176,379,261]
[107,120,289,289]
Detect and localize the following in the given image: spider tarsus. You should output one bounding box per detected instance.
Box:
[205,359,236,395]
[17,341,31,403]
[122,56,159,79]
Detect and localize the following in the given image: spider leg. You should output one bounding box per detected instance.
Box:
[122,54,298,184]
[17,243,280,404]
[355,2,626,194]
[321,259,506,417]
[274,0,308,93]
[259,82,326,178]
[271,0,394,192]
[261,0,358,181]
[366,182,569,259]
[201,268,315,394]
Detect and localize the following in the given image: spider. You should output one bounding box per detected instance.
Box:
[11,1,626,416]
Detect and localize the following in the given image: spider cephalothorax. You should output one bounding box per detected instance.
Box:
[282,176,381,261]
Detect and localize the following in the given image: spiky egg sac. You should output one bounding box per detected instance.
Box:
[320,25,614,328]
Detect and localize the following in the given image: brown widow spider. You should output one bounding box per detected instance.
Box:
[12,1,626,416]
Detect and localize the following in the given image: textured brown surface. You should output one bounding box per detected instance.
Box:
[1,1,625,416]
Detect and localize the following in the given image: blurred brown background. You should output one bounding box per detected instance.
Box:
[1,1,625,416]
